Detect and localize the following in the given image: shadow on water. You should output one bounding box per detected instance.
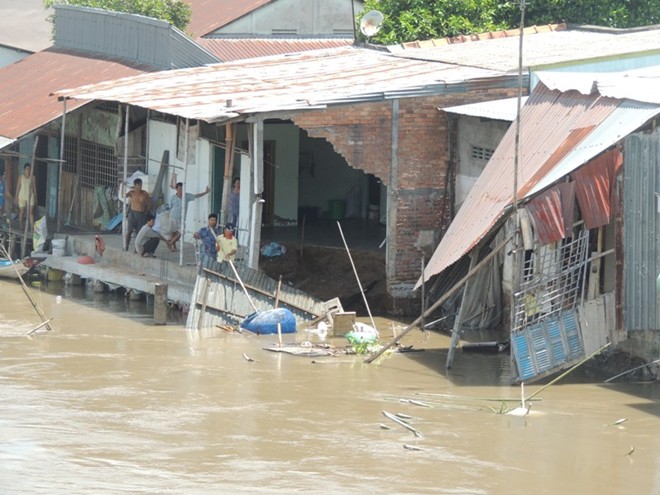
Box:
[37,279,186,326]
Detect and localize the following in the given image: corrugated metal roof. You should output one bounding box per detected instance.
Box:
[390,26,660,73]
[196,37,354,62]
[418,76,660,288]
[443,96,528,121]
[185,0,273,38]
[537,67,660,104]
[0,48,158,143]
[53,46,513,123]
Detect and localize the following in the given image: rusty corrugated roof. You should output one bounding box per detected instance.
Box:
[53,46,512,123]
[184,0,273,38]
[196,37,354,61]
[0,47,158,142]
[418,76,660,287]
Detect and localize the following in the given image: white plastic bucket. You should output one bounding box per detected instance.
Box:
[52,239,66,256]
[52,239,65,249]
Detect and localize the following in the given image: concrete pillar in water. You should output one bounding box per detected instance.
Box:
[154,283,168,325]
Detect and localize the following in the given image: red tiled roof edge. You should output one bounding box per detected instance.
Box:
[400,23,567,49]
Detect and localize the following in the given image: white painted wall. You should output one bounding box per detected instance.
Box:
[265,123,299,224]
[211,0,362,36]
[147,120,213,240]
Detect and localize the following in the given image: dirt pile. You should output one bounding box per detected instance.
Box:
[259,243,390,315]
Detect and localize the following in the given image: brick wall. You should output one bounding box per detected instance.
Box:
[293,87,518,313]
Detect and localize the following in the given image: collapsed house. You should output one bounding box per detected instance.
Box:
[421,69,660,382]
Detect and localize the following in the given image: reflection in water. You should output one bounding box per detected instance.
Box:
[0,280,659,494]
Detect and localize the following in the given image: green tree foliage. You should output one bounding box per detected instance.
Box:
[360,0,659,44]
[43,0,192,32]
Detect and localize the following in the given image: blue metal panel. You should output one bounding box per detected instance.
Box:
[547,319,566,365]
[563,311,583,359]
[512,333,536,381]
[512,310,584,382]
[530,325,551,372]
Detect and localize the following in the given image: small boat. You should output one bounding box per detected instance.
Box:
[0,258,31,279]
[241,308,296,335]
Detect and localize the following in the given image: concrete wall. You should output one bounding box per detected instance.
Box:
[148,120,213,240]
[211,0,361,37]
[454,115,510,211]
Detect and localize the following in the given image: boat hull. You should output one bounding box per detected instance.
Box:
[0,259,30,279]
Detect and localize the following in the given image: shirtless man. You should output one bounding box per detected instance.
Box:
[124,178,151,251]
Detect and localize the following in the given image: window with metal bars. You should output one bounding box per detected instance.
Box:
[79,140,117,189]
[511,229,590,332]
[63,135,78,174]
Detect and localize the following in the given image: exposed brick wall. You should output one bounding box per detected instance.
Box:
[293,87,519,312]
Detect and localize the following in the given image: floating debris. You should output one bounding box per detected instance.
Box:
[605,418,628,427]
[378,423,392,430]
[395,412,413,420]
[242,353,255,363]
[382,411,422,437]
[403,444,423,451]
[625,446,635,456]
[400,398,432,408]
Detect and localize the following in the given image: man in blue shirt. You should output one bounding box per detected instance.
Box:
[193,213,222,261]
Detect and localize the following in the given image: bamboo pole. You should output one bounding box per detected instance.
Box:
[227,259,258,313]
[274,275,282,309]
[57,98,67,231]
[336,220,377,332]
[525,342,611,402]
[0,243,52,332]
[604,358,660,383]
[365,235,512,364]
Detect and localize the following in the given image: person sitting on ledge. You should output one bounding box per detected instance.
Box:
[135,213,172,258]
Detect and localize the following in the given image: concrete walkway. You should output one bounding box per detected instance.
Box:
[40,231,199,305]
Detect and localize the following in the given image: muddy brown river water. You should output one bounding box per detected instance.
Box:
[1,280,659,494]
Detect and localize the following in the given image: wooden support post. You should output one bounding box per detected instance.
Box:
[197,278,211,329]
[446,251,478,369]
[153,283,168,325]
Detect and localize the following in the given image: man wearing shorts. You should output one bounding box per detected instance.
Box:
[124,178,151,251]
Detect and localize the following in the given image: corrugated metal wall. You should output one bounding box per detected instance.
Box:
[54,5,218,70]
[186,257,325,330]
[623,127,660,331]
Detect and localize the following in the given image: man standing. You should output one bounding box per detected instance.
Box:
[16,163,36,231]
[193,213,222,261]
[168,181,210,251]
[216,223,237,263]
[135,213,171,258]
[125,178,150,251]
